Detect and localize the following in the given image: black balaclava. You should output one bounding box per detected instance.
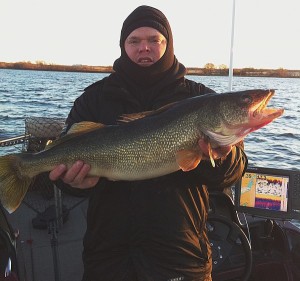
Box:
[113,5,186,88]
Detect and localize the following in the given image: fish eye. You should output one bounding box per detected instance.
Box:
[241,94,252,105]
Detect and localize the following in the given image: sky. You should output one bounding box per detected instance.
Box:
[1,0,300,70]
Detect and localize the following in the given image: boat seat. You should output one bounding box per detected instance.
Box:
[208,190,242,226]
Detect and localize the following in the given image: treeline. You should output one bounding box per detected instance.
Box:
[0,61,112,73]
[187,66,300,78]
[1,61,299,78]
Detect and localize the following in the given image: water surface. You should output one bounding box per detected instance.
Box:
[0,69,299,171]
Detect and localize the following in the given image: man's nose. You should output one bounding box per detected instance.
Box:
[139,40,150,52]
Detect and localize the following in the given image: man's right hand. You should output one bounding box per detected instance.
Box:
[49,160,100,189]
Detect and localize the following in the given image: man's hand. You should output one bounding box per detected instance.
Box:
[49,160,100,189]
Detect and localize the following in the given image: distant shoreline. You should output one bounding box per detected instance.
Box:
[1,61,300,78]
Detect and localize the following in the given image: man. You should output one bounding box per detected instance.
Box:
[50,5,247,281]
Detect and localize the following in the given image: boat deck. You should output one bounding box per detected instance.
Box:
[6,189,88,281]
[1,117,89,281]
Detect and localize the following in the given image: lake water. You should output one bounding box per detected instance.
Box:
[1,69,300,231]
[0,68,299,171]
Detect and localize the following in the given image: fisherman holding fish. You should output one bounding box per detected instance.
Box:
[50,6,247,281]
[1,5,284,281]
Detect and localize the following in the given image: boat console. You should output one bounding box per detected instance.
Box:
[208,166,300,281]
[235,166,300,220]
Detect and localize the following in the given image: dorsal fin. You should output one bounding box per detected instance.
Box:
[67,121,105,134]
[119,101,178,123]
[45,121,106,150]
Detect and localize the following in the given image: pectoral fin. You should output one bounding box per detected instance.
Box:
[176,150,202,172]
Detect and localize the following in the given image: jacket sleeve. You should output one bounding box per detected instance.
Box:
[190,141,248,191]
[65,81,104,130]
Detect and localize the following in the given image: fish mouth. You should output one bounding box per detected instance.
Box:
[204,89,284,146]
[250,90,284,129]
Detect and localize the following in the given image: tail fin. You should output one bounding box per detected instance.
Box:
[0,155,32,213]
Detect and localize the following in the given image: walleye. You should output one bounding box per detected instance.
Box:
[0,89,283,213]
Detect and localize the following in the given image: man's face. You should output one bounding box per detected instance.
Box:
[124,27,167,67]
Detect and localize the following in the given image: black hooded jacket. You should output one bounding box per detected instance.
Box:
[61,73,247,281]
[59,5,248,281]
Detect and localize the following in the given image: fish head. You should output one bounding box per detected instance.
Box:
[202,89,284,146]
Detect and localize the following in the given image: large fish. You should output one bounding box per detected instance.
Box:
[0,89,283,213]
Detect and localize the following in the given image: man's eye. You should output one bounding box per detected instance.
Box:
[128,39,139,44]
[150,39,161,44]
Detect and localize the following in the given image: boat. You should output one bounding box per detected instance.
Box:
[1,115,300,281]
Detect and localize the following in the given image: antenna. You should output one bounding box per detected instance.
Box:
[229,0,236,91]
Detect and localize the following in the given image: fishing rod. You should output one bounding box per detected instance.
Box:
[0,134,32,147]
[0,117,65,148]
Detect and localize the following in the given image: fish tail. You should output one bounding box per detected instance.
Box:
[0,154,32,213]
